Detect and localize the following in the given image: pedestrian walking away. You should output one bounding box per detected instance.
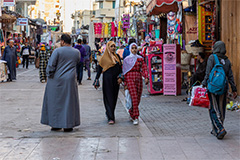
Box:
[1,39,17,81]
[82,38,92,80]
[74,39,87,85]
[93,41,123,125]
[122,38,136,60]
[21,42,31,69]
[38,44,48,83]
[41,34,81,132]
[123,43,149,125]
[202,41,237,140]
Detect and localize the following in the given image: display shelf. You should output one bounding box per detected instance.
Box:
[147,53,164,94]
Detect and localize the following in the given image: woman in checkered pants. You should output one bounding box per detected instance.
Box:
[39,44,48,83]
[123,43,149,125]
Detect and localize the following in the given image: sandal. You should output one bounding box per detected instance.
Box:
[108,120,115,125]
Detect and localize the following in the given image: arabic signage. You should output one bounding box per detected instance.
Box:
[17,18,28,26]
[3,0,15,7]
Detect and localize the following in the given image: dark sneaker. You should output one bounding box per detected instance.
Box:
[217,129,227,140]
[64,128,73,132]
[51,128,61,131]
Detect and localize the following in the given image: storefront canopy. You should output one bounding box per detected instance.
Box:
[146,0,183,16]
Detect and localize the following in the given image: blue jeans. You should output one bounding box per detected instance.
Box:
[76,62,84,84]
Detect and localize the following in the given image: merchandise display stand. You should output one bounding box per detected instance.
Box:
[147,53,164,94]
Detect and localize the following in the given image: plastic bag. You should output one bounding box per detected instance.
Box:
[189,85,210,108]
[125,89,132,110]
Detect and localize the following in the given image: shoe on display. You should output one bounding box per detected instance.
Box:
[133,119,139,125]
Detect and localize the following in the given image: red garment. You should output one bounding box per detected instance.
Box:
[125,58,148,120]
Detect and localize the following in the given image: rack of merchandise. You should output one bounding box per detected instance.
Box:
[147,53,164,94]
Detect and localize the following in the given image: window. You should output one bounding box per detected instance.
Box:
[99,2,103,9]
[112,1,115,9]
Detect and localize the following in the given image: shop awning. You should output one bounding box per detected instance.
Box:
[146,0,184,16]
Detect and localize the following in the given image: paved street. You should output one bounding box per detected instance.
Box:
[0,65,239,160]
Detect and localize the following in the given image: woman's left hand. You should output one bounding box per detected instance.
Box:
[145,78,149,85]
[117,78,123,85]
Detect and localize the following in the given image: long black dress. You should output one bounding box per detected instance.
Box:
[95,59,122,121]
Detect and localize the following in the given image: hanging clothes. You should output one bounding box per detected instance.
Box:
[105,23,109,38]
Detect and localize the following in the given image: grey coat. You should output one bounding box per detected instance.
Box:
[202,54,237,92]
[41,46,81,128]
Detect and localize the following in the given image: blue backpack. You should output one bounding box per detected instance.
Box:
[207,54,227,95]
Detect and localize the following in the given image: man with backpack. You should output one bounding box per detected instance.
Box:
[202,41,237,140]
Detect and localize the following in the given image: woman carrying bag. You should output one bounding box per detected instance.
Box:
[123,43,149,125]
[93,41,123,125]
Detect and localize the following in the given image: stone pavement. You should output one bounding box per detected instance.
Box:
[0,64,239,160]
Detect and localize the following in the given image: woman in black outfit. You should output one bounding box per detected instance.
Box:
[93,41,123,125]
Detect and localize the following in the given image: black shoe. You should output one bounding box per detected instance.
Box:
[217,129,227,140]
[64,128,73,132]
[51,128,62,131]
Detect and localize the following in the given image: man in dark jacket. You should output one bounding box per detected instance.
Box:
[21,42,31,69]
[74,39,86,85]
[82,38,91,80]
[123,38,136,59]
[190,52,207,86]
[202,41,237,140]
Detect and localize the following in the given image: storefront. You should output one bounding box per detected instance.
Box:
[146,0,183,95]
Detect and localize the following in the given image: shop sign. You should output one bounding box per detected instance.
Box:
[163,44,177,96]
[3,0,15,7]
[17,18,28,26]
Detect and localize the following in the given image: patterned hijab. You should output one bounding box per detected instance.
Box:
[99,41,120,72]
[122,43,142,75]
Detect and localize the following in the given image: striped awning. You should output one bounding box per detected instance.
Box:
[146,0,184,16]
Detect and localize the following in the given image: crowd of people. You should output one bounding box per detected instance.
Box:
[0,33,238,140]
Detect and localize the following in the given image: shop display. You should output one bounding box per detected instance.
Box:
[198,0,214,49]
[147,53,164,94]
[0,60,8,82]
[163,44,181,96]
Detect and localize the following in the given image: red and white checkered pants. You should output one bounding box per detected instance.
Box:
[126,72,143,120]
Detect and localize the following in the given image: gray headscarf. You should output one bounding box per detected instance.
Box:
[213,41,228,59]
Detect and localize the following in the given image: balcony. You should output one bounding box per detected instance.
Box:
[95,0,104,2]
[95,8,115,18]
